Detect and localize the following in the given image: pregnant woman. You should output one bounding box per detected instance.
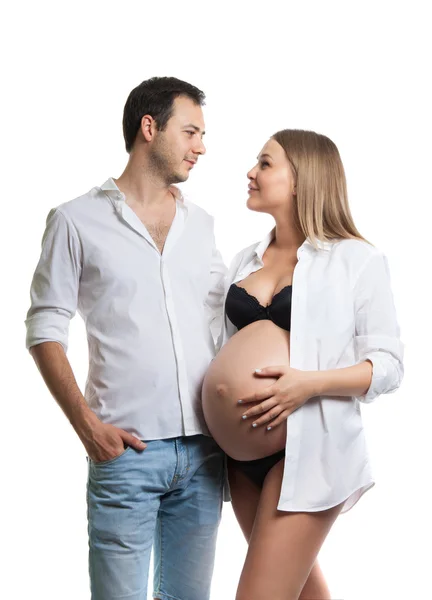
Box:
[202,129,403,600]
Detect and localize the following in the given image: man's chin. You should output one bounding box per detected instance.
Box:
[169,170,189,185]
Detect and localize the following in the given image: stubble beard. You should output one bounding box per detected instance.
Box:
[149,135,188,186]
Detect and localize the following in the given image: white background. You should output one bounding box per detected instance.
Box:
[2,1,431,599]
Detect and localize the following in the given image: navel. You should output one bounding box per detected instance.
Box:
[215,383,229,398]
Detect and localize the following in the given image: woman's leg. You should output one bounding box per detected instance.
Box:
[298,562,332,599]
[229,460,336,599]
[228,460,261,542]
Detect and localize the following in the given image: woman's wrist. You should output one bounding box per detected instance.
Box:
[306,370,328,397]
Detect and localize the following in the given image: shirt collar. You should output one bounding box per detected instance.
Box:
[253,229,333,262]
[254,230,275,261]
[100,177,120,192]
[100,178,186,211]
[302,238,333,252]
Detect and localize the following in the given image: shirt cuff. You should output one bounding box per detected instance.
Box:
[25,311,70,352]
[356,351,403,403]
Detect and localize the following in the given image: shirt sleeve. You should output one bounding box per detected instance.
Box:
[205,238,228,345]
[353,251,404,403]
[25,208,82,352]
[214,248,246,352]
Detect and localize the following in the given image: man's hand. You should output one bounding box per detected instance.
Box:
[78,417,147,463]
[29,342,147,462]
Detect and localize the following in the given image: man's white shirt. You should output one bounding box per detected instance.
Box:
[26,178,226,440]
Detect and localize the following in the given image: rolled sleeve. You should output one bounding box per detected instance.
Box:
[353,252,404,403]
[25,208,82,352]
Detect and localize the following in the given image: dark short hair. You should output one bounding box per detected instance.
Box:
[122,76,206,153]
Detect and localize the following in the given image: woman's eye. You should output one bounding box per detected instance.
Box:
[260,161,269,168]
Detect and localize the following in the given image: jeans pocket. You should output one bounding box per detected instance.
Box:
[91,445,132,467]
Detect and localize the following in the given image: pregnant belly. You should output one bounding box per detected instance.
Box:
[202,320,290,460]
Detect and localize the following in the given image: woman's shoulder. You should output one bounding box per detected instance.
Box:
[332,237,384,262]
[232,241,260,262]
[230,230,274,267]
[330,238,389,284]
[225,243,254,277]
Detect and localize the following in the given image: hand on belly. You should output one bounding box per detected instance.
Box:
[202,321,290,460]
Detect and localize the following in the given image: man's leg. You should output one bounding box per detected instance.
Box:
[152,435,224,600]
[87,440,176,600]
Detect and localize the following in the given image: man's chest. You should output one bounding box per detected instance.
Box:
[79,218,213,299]
[134,205,176,253]
[142,219,172,253]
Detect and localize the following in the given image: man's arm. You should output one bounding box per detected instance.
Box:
[26,210,145,461]
[206,235,228,346]
[30,342,146,461]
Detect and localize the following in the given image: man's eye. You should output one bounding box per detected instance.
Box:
[186,131,195,136]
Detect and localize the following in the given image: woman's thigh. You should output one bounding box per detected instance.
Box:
[235,460,343,600]
[228,460,262,542]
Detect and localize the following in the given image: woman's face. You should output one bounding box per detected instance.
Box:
[246,138,296,215]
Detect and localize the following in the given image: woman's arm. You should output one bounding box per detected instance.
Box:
[311,250,403,401]
[351,251,404,402]
[311,361,373,398]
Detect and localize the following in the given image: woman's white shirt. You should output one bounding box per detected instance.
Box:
[218,232,404,513]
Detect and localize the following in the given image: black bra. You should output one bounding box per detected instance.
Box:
[225,283,292,332]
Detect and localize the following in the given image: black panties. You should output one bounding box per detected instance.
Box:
[229,449,285,488]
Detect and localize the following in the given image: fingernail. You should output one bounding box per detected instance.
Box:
[242,415,247,420]
[237,399,243,404]
[252,423,257,428]
[254,369,262,373]
[267,426,272,431]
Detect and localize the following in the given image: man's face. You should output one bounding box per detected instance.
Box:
[149,96,206,184]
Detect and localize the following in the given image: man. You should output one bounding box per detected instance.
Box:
[26,77,227,600]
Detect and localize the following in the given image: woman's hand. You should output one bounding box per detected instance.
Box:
[238,366,320,429]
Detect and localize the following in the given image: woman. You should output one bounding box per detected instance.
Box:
[202,129,403,600]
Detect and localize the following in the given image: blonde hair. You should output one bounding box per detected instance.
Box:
[272,129,368,246]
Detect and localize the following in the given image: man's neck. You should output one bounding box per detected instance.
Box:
[115,156,174,209]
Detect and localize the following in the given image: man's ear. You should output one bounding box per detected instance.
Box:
[140,115,155,142]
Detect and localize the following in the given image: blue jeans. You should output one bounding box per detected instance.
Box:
[87,435,224,600]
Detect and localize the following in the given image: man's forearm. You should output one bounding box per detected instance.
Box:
[30,341,98,440]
